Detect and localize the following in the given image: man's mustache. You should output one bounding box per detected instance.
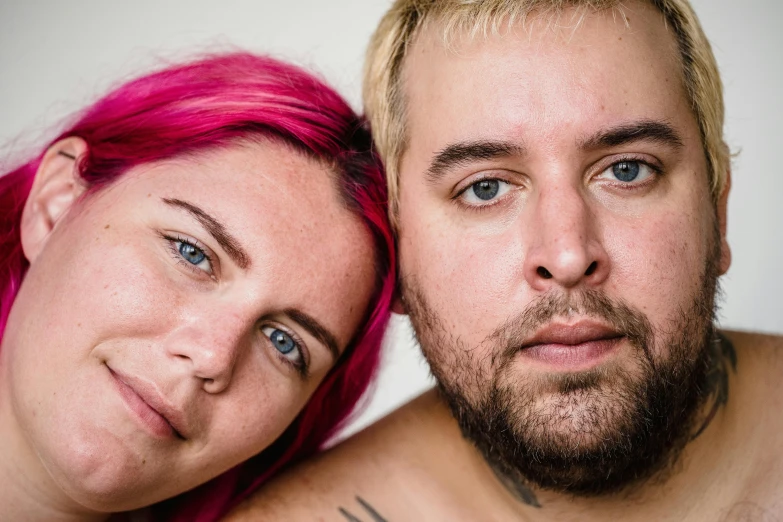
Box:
[486,290,654,368]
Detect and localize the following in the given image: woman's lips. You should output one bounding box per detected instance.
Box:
[108,367,186,440]
[517,320,625,370]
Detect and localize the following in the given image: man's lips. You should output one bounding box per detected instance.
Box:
[520,320,624,349]
[108,367,188,440]
[517,320,625,368]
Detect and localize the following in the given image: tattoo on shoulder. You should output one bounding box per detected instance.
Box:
[338,496,389,522]
[692,331,737,440]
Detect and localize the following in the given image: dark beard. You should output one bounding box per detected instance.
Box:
[402,237,722,497]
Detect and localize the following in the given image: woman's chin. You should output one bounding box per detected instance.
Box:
[41,430,177,513]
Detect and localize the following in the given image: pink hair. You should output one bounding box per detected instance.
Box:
[0,52,395,520]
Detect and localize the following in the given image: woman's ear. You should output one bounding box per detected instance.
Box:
[20,137,88,263]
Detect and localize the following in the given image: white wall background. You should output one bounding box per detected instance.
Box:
[1,0,780,438]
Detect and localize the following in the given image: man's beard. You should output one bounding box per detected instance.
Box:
[402,235,722,497]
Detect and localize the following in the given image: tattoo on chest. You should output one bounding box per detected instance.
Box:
[338,496,389,522]
[692,331,737,440]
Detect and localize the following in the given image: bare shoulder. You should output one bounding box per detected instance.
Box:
[725,328,783,349]
[724,329,783,376]
[723,329,783,414]
[720,329,783,510]
[224,389,480,521]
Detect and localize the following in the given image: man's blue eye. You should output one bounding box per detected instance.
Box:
[472,179,500,200]
[178,241,206,265]
[612,161,641,182]
[460,178,511,206]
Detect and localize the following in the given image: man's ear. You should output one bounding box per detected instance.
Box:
[716,164,732,276]
[20,137,88,263]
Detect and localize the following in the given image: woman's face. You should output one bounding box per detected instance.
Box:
[1,139,377,512]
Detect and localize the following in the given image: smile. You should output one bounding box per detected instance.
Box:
[107,366,187,440]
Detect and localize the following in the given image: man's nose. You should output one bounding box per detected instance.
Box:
[165,311,248,394]
[522,183,610,292]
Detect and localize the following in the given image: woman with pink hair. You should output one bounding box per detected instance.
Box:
[0,52,394,520]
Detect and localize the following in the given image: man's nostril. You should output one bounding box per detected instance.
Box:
[537,266,553,279]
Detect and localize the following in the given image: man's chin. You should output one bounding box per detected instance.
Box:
[517,393,642,452]
[440,350,708,497]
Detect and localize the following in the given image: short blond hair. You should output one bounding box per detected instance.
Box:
[364,0,728,224]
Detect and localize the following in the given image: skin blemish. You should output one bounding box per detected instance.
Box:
[104,224,110,229]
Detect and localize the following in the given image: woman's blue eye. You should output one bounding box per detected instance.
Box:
[261,327,305,369]
[165,236,212,274]
[460,178,511,205]
[271,329,295,354]
[178,241,206,265]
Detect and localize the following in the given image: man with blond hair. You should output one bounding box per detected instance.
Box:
[227,1,783,520]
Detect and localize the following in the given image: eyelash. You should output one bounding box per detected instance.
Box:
[452,155,664,211]
[452,174,518,212]
[593,155,663,189]
[162,233,215,278]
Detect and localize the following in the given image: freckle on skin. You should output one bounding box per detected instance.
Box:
[104,224,110,229]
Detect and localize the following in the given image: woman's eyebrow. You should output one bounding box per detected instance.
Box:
[162,197,251,270]
[284,308,341,362]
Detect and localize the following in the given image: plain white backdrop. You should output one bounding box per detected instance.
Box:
[1,0,781,437]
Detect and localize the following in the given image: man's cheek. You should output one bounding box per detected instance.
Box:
[605,221,703,316]
[429,241,518,304]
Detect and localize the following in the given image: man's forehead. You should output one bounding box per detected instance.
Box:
[399,0,688,155]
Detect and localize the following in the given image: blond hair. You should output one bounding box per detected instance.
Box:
[364,0,728,224]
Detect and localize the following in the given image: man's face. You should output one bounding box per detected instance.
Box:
[396,2,730,494]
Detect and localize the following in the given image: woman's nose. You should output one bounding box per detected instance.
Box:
[165,311,248,394]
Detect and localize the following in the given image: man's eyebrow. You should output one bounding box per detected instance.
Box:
[580,120,684,151]
[284,308,341,362]
[162,198,251,270]
[426,140,525,184]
